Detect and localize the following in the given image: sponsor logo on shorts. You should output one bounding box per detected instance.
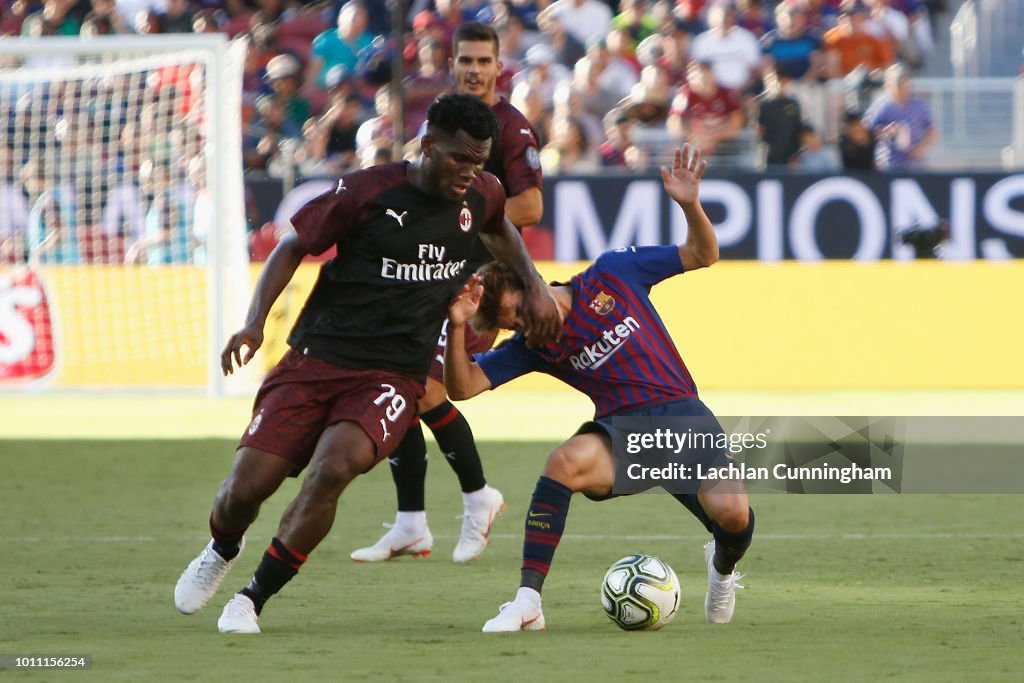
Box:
[248,410,263,435]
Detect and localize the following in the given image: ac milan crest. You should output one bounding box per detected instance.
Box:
[459,204,473,232]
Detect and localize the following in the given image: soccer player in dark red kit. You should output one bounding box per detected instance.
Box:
[351,21,546,564]
[445,145,754,631]
[172,93,560,634]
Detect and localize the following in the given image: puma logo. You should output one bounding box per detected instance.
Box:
[386,209,408,227]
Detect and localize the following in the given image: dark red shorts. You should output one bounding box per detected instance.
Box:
[427,318,499,383]
[239,348,424,473]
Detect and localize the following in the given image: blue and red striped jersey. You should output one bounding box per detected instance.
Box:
[475,246,698,418]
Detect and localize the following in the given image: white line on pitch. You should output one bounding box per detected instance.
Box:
[1,532,1023,544]
[487,532,1024,541]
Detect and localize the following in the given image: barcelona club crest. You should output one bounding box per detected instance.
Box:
[589,291,616,315]
[459,203,473,232]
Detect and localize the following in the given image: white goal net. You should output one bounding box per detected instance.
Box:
[0,35,253,396]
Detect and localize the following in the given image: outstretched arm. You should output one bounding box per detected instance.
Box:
[662,144,718,272]
[444,276,495,400]
[479,217,561,347]
[220,232,308,375]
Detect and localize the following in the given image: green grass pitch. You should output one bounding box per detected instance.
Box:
[1,439,1021,682]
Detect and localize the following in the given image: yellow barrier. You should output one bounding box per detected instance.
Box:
[12,261,1023,390]
[650,261,1024,389]
[25,266,207,387]
[262,260,1024,389]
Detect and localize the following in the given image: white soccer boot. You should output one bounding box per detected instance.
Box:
[350,522,433,562]
[453,485,506,563]
[217,593,261,634]
[175,538,245,614]
[482,588,545,632]
[704,539,744,624]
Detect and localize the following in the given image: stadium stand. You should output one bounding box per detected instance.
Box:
[2,0,1022,265]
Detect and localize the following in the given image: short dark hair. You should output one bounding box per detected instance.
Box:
[426,93,498,144]
[453,21,500,56]
[471,261,524,333]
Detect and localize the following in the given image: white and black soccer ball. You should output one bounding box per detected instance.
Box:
[601,554,681,631]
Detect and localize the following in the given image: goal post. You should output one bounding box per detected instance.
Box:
[0,35,256,397]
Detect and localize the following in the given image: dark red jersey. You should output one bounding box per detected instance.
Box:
[488,98,543,199]
[288,161,506,380]
[464,98,543,268]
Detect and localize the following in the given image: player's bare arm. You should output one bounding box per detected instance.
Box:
[662,145,719,272]
[479,216,561,347]
[504,187,543,227]
[444,277,493,400]
[220,233,309,375]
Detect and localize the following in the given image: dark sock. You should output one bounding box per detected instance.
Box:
[520,476,573,593]
[239,537,307,614]
[670,493,713,533]
[389,420,428,511]
[209,514,246,561]
[423,401,486,494]
[711,507,755,575]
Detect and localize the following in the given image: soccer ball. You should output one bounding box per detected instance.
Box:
[601,554,681,631]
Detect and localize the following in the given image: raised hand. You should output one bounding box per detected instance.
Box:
[449,275,484,327]
[660,144,707,207]
[522,284,562,347]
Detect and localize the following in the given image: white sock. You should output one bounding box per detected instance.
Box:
[516,586,541,606]
[395,510,427,531]
[462,485,492,508]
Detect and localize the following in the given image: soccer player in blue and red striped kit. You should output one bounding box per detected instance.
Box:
[444,145,755,631]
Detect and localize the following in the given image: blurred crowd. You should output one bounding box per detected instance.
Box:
[0,0,949,264]
[1,0,948,175]
[225,0,944,176]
